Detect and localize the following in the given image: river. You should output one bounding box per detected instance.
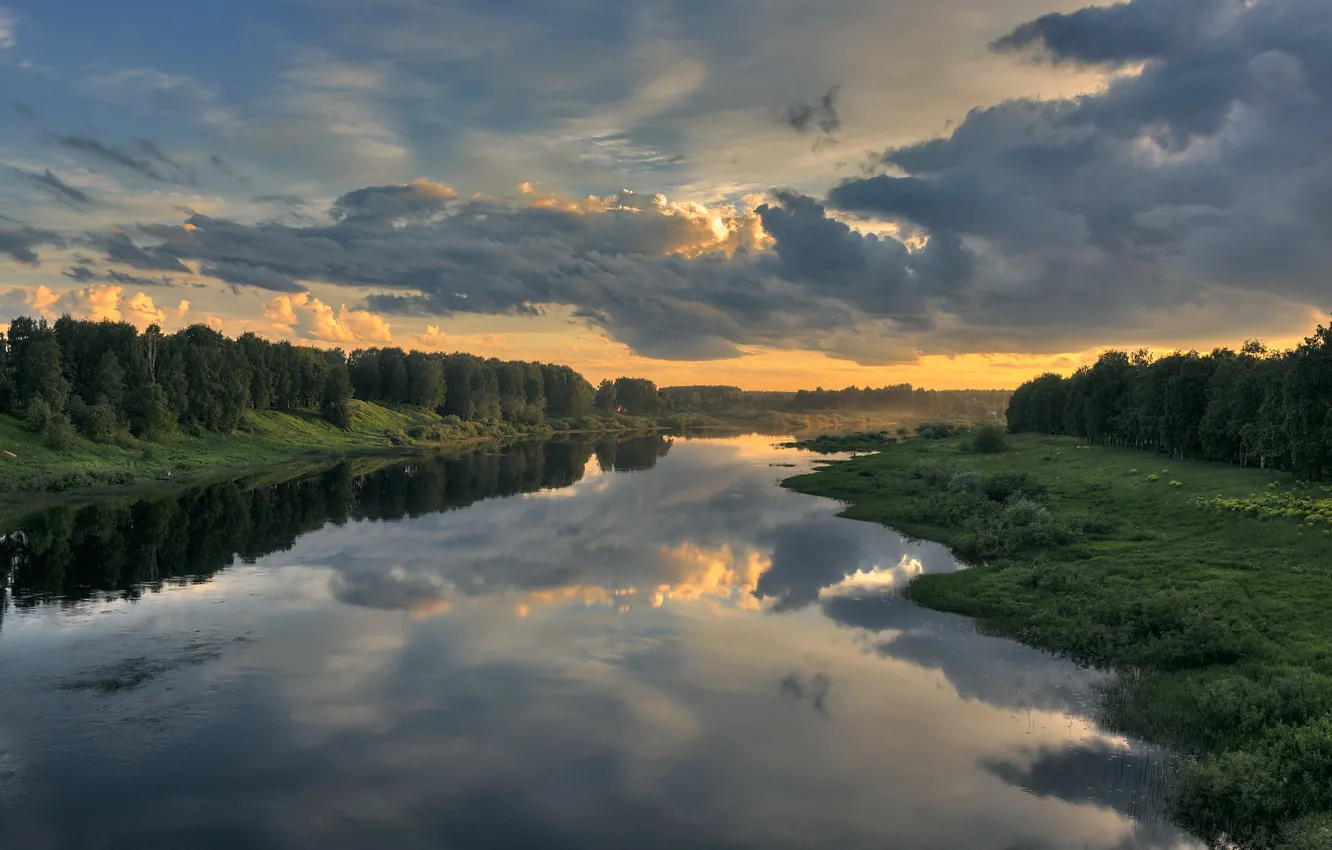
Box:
[0,433,1199,849]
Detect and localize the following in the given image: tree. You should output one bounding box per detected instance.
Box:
[594,379,617,414]
[613,377,661,416]
[0,330,12,413]
[23,336,70,411]
[405,352,444,409]
[321,364,354,429]
[93,352,126,422]
[83,398,118,443]
[132,382,174,441]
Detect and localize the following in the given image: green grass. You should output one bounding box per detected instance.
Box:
[784,431,903,453]
[783,433,1332,848]
[0,401,652,524]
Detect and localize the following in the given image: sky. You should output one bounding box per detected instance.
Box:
[0,0,1329,390]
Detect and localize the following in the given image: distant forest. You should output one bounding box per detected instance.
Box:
[0,315,675,447]
[0,315,1010,449]
[661,384,1012,420]
[1006,321,1332,479]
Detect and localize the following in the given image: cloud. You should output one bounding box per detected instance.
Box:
[62,265,95,282]
[0,7,14,49]
[16,167,93,207]
[780,85,842,136]
[125,291,166,326]
[0,226,62,265]
[94,232,191,273]
[208,154,247,184]
[53,134,169,182]
[111,185,934,363]
[265,291,394,344]
[416,324,448,349]
[252,194,307,207]
[821,0,1332,349]
[199,260,306,292]
[24,0,1329,362]
[12,100,35,118]
[105,269,175,287]
[330,178,456,222]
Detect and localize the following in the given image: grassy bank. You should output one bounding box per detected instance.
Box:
[783,433,1332,848]
[0,401,677,523]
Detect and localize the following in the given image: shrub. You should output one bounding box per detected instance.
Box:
[969,423,1008,453]
[1170,480,1182,488]
[915,421,960,440]
[1147,474,1159,482]
[947,470,982,493]
[24,397,52,433]
[44,412,75,450]
[980,471,1047,502]
[81,399,118,444]
[385,428,409,446]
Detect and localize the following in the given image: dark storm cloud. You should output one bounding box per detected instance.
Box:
[88,0,1332,360]
[54,134,167,181]
[94,232,191,273]
[62,265,95,282]
[781,85,842,136]
[991,0,1232,66]
[11,101,36,118]
[16,167,93,207]
[822,0,1332,343]
[198,260,306,292]
[105,269,176,287]
[0,226,63,265]
[330,180,456,222]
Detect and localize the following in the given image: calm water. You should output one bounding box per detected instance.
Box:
[0,434,1199,850]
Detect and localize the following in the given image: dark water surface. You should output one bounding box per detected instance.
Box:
[0,434,1199,850]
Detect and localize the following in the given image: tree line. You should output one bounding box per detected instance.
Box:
[1005,321,1332,479]
[0,315,679,447]
[661,383,1011,419]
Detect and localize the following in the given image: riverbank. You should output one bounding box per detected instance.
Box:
[782,433,1332,848]
[0,401,674,523]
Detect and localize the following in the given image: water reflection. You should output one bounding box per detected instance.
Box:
[0,434,1199,850]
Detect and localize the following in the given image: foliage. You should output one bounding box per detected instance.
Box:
[1197,490,1332,528]
[320,362,354,429]
[1006,323,1332,481]
[43,411,74,450]
[915,421,967,440]
[781,432,1332,842]
[969,423,1008,453]
[784,431,899,453]
[23,397,51,433]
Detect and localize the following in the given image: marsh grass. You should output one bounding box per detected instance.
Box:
[782,432,1332,847]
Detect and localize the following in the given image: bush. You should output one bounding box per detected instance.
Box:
[915,421,961,440]
[81,399,118,444]
[43,412,75,450]
[1176,717,1332,848]
[24,397,52,433]
[947,470,982,493]
[980,471,1047,502]
[969,423,1008,453]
